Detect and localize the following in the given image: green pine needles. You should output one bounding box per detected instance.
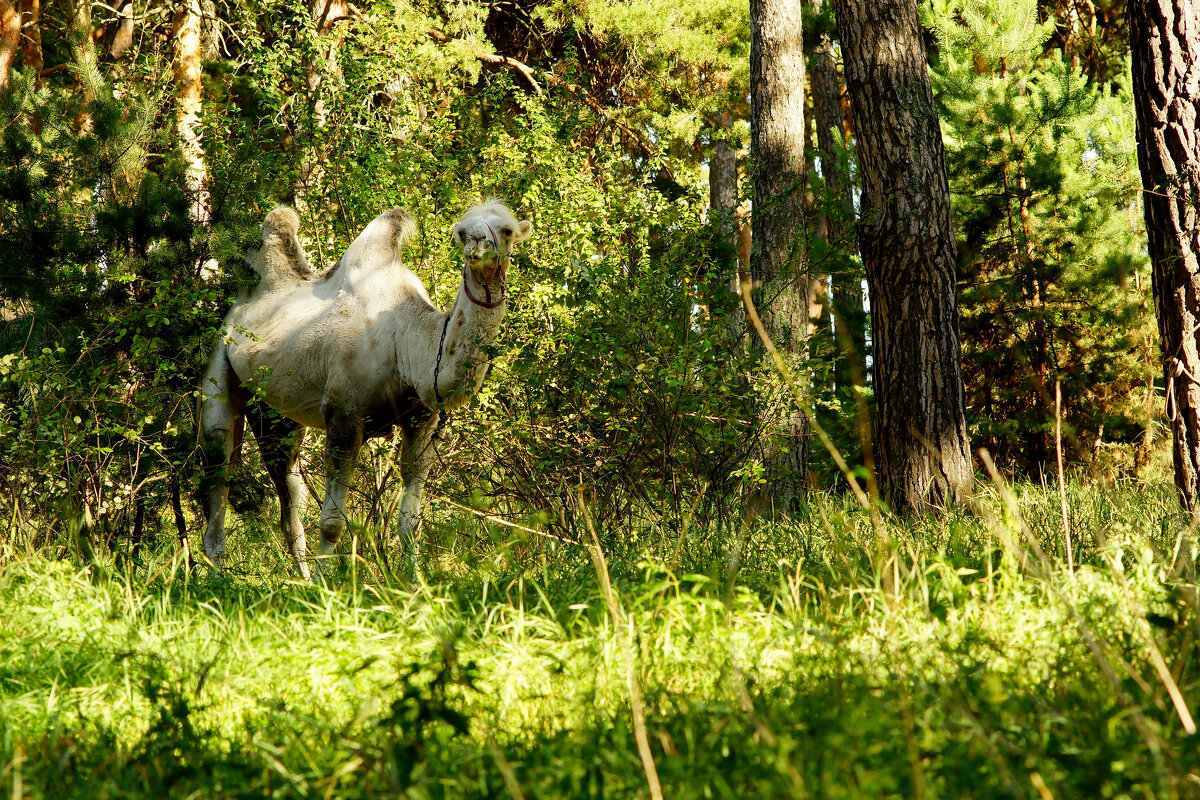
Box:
[927,0,1154,472]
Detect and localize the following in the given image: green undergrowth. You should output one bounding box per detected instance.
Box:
[1,481,1199,799]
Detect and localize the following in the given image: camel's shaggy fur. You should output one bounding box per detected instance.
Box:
[199,201,531,579]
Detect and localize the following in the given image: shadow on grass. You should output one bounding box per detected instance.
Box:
[5,643,1198,800]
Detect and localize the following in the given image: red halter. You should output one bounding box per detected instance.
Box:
[463,223,508,308]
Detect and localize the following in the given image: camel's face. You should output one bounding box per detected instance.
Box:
[459,224,501,271]
[454,210,532,280]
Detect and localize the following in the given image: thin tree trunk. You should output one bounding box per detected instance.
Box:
[0,0,19,90]
[68,0,98,133]
[1129,0,1200,511]
[20,0,41,85]
[171,473,192,567]
[750,0,809,509]
[710,111,739,268]
[832,0,972,514]
[810,20,867,392]
[801,78,831,355]
[807,264,831,353]
[295,0,349,210]
[70,0,96,94]
[173,0,208,224]
[710,110,747,363]
[309,0,348,127]
[110,0,133,59]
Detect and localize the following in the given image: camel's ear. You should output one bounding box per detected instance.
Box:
[513,219,532,243]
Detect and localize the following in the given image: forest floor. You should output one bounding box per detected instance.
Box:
[1,480,1199,799]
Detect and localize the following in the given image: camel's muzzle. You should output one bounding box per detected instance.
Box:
[464,241,499,268]
[462,247,508,309]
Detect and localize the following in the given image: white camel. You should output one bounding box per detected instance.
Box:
[199,200,531,580]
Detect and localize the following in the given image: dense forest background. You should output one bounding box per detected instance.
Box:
[0,0,1161,547]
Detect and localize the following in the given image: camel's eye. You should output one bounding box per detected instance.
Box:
[501,227,513,238]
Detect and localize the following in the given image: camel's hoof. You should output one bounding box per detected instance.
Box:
[302,561,321,585]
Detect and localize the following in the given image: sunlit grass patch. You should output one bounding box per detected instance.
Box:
[1,481,1198,798]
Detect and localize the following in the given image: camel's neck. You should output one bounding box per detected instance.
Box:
[429,266,507,407]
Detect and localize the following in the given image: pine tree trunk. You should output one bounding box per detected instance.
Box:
[750,0,809,509]
[173,0,208,224]
[811,24,868,392]
[1129,0,1200,511]
[831,0,972,513]
[0,0,19,90]
[20,0,42,85]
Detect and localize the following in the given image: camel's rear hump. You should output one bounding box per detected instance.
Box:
[345,208,417,265]
[377,208,418,249]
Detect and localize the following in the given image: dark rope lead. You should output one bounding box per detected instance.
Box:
[433,314,451,405]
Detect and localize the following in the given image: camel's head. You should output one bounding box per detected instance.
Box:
[453,200,532,277]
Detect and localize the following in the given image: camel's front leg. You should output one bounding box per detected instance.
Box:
[198,346,247,567]
[398,409,442,576]
[317,407,363,578]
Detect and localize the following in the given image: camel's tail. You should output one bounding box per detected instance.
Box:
[252,206,313,285]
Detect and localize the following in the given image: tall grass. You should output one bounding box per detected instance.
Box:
[1,479,1197,799]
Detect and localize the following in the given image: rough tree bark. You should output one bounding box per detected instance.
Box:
[750,0,809,508]
[831,0,973,513]
[1129,0,1200,511]
[0,0,19,90]
[173,0,208,224]
[810,15,868,392]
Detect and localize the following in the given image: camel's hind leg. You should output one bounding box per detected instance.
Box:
[248,404,310,580]
[317,406,364,576]
[199,344,247,566]
[397,408,442,576]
